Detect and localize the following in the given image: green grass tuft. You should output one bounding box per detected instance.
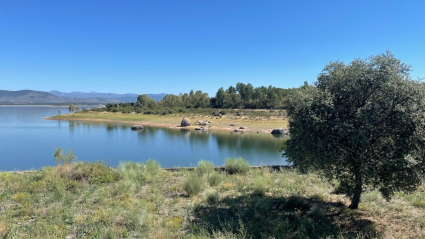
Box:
[182,173,203,197]
[224,157,250,174]
[197,160,214,175]
[208,171,222,186]
[204,188,220,205]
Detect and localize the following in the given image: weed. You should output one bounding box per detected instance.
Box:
[252,176,268,197]
[208,172,222,186]
[284,195,310,211]
[204,189,220,205]
[118,160,161,184]
[54,147,76,164]
[224,157,249,174]
[197,160,214,175]
[182,174,203,197]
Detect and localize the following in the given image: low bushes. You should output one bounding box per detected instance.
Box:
[224,157,250,174]
[204,189,219,205]
[198,160,214,175]
[118,160,161,184]
[181,174,203,197]
[57,162,119,184]
[208,172,222,186]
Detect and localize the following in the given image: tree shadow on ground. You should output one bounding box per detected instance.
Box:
[190,194,381,238]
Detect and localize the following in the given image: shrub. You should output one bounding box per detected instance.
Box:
[54,147,76,164]
[65,162,119,184]
[224,157,249,174]
[284,195,310,211]
[119,160,161,184]
[208,172,222,186]
[181,174,203,197]
[219,110,228,115]
[198,160,214,175]
[204,188,219,205]
[252,176,268,197]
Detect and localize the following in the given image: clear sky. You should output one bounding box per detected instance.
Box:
[1,0,424,96]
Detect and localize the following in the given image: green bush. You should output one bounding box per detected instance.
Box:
[181,174,203,197]
[54,147,76,164]
[198,160,214,175]
[224,157,250,174]
[284,195,310,211]
[67,162,120,184]
[219,110,229,115]
[119,160,161,184]
[204,188,219,205]
[208,171,222,186]
[252,176,268,197]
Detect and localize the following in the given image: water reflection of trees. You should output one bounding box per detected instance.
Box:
[66,121,285,165]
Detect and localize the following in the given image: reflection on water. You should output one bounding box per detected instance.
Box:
[67,120,287,167]
[0,106,287,171]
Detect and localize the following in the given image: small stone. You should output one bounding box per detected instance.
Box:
[131,125,144,131]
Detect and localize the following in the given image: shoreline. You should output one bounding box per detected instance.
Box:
[44,115,288,134]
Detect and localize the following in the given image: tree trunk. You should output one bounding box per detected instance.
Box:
[349,168,362,209]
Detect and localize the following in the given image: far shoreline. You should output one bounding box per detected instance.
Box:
[44,111,290,135]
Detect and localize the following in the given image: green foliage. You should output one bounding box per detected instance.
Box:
[181,173,203,197]
[67,162,120,184]
[252,176,268,197]
[54,147,76,164]
[118,160,161,184]
[68,103,75,112]
[283,51,425,209]
[208,172,222,186]
[197,160,214,175]
[224,157,250,174]
[204,188,220,205]
[284,195,310,211]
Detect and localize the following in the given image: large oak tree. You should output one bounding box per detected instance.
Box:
[282,52,425,209]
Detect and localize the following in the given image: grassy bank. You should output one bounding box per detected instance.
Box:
[1,160,424,238]
[47,110,289,133]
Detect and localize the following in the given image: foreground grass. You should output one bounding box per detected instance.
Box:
[1,161,424,238]
[49,110,288,133]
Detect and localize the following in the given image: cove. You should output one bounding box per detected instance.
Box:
[0,106,287,171]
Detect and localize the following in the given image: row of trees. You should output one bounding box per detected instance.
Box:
[103,83,297,112]
[214,83,294,108]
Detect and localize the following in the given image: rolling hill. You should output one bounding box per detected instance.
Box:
[0,90,121,105]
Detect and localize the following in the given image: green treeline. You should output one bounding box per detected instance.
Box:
[96,82,303,114]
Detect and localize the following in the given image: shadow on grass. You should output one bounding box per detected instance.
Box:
[189,194,381,238]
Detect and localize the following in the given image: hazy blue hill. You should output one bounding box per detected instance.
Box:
[0,90,52,98]
[49,91,167,102]
[0,90,121,105]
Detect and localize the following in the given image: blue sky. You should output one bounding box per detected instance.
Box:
[1,0,424,96]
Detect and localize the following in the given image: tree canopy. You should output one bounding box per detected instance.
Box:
[282,51,425,209]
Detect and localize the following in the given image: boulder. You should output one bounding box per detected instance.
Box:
[239,126,247,129]
[271,128,290,135]
[199,121,209,126]
[233,129,242,132]
[230,124,237,126]
[181,118,191,127]
[131,125,144,131]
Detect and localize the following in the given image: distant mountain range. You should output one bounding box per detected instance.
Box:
[49,91,167,102]
[0,90,167,105]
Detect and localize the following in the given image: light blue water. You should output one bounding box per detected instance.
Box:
[0,106,287,171]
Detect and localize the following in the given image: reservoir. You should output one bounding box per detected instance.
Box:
[0,106,287,171]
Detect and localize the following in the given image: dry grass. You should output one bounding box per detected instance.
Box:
[1,161,424,238]
[48,110,289,133]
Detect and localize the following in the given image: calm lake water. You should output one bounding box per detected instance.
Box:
[0,106,287,171]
